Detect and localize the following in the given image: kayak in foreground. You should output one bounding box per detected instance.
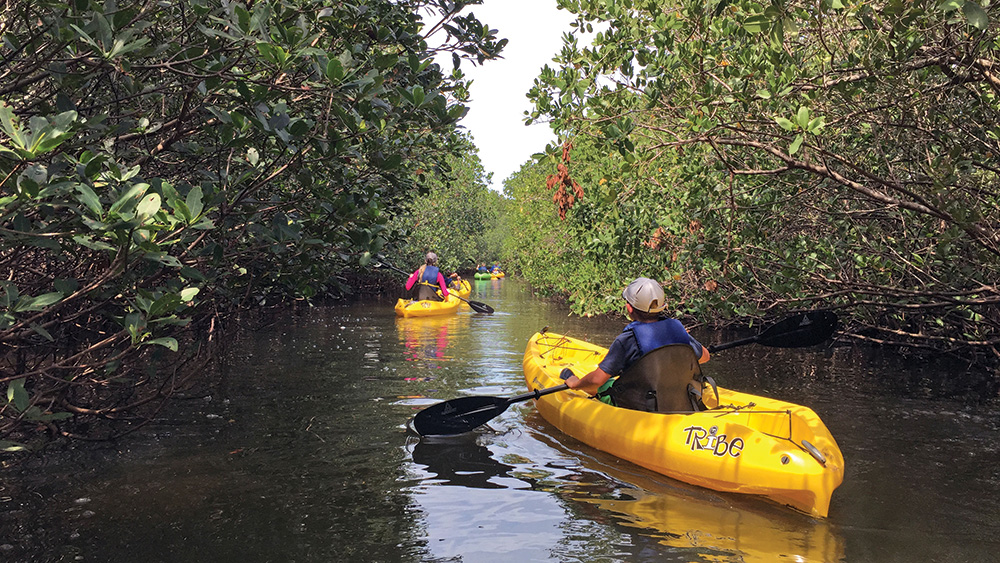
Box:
[522,331,844,518]
[394,294,461,317]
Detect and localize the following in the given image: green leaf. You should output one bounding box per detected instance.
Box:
[795,107,811,128]
[76,184,104,217]
[0,440,27,452]
[143,251,183,268]
[6,378,28,412]
[789,133,804,155]
[22,292,63,312]
[0,102,27,149]
[186,185,204,219]
[180,266,206,282]
[109,183,149,215]
[145,337,178,351]
[807,116,826,133]
[775,117,795,131]
[147,294,182,319]
[29,322,54,341]
[962,1,988,29]
[743,15,770,33]
[939,0,963,12]
[136,193,161,222]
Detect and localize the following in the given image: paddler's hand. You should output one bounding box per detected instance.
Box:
[563,366,612,396]
[560,368,582,389]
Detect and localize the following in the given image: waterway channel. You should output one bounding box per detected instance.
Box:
[2,279,998,562]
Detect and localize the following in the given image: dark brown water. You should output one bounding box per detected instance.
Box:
[2,279,998,562]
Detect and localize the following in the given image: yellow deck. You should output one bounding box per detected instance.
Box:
[522,331,844,517]
[394,294,461,317]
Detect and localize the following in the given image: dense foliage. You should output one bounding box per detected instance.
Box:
[0,0,505,448]
[506,0,1000,360]
[386,140,504,279]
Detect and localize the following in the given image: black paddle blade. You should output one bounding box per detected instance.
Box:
[758,310,838,348]
[412,396,510,436]
[467,300,494,314]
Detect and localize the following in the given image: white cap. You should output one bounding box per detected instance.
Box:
[622,277,665,313]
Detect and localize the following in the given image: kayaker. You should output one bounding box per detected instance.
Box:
[477,263,489,273]
[448,272,464,290]
[405,252,449,301]
[563,277,710,411]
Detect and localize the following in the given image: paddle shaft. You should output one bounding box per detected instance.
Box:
[708,335,757,353]
[452,384,571,418]
[506,383,570,405]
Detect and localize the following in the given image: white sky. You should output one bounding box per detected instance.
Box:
[441,1,579,190]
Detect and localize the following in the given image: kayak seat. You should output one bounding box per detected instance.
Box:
[609,344,712,413]
[412,283,442,301]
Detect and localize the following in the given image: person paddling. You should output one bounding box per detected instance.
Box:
[563,277,710,412]
[405,252,450,301]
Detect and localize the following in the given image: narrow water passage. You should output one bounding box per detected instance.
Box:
[2,279,998,562]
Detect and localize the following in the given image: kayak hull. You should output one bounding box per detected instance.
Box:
[522,331,844,518]
[474,272,492,280]
[394,295,461,317]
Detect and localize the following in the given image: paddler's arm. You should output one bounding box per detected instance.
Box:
[405,269,420,290]
[565,367,612,396]
[690,336,710,364]
[435,272,449,297]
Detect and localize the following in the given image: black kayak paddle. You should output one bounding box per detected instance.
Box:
[412,383,570,436]
[411,310,838,436]
[376,259,494,314]
[707,309,838,353]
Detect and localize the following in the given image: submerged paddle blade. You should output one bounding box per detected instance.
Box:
[412,396,510,436]
[758,310,838,348]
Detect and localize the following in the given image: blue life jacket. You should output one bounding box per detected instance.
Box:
[625,318,703,358]
[420,265,440,284]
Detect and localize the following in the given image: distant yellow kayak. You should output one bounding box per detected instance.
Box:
[394,294,460,317]
[522,331,844,518]
[440,280,471,299]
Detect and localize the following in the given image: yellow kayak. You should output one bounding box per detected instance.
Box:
[394,294,461,317]
[440,279,471,299]
[522,331,844,518]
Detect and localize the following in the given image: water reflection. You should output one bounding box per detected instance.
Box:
[395,314,467,370]
[527,425,846,563]
[410,434,520,489]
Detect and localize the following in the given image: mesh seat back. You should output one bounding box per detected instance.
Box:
[413,283,441,301]
[609,344,703,413]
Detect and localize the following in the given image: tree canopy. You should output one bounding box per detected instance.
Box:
[386,139,504,277]
[0,0,505,448]
[509,0,1000,356]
